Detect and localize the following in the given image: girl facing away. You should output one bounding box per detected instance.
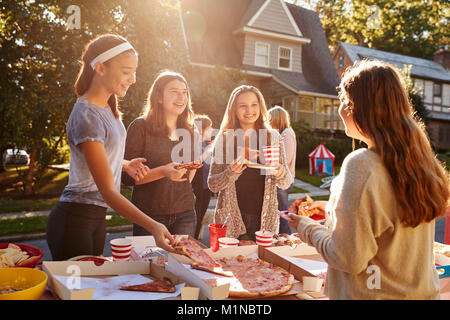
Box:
[46,34,174,261]
[208,85,293,240]
[289,59,449,299]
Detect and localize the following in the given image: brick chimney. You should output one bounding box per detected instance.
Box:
[433,45,450,70]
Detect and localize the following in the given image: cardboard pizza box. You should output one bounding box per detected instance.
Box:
[43,260,187,300]
[166,245,261,300]
[260,243,327,280]
[127,235,206,263]
[166,245,303,300]
[434,242,450,267]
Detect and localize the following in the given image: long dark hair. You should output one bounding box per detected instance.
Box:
[142,70,194,136]
[74,34,136,118]
[339,59,449,227]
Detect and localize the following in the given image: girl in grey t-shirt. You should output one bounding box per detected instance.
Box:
[46,34,175,260]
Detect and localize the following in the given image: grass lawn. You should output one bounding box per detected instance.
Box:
[295,166,341,187]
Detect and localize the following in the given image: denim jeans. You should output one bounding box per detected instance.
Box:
[46,201,107,261]
[133,209,197,237]
[277,183,294,234]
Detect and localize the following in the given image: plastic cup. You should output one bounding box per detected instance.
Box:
[110,238,132,261]
[218,237,239,249]
[262,146,280,166]
[302,276,324,292]
[255,230,274,247]
[209,224,227,252]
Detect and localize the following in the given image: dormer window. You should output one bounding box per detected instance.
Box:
[279,46,292,70]
[255,42,270,67]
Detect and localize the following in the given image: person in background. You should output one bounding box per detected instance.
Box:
[122,70,198,238]
[208,85,292,240]
[268,106,297,234]
[192,114,214,239]
[288,59,449,299]
[46,34,174,261]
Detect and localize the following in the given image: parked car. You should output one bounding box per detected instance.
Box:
[2,149,30,166]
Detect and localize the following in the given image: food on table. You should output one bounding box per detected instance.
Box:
[0,243,36,268]
[174,162,203,170]
[272,233,302,247]
[0,285,30,294]
[238,240,256,246]
[190,263,234,277]
[434,242,450,258]
[119,277,175,293]
[172,235,221,268]
[138,247,168,266]
[203,255,294,298]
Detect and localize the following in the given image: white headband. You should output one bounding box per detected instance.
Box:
[90,42,134,70]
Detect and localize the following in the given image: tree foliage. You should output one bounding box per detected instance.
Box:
[0,0,188,195]
[314,0,449,59]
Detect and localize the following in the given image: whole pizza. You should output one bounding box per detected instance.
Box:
[204,255,294,298]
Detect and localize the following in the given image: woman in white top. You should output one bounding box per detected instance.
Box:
[268,106,296,234]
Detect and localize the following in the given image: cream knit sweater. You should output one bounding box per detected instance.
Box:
[296,148,440,300]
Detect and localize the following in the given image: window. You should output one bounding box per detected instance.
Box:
[413,79,424,98]
[338,55,344,68]
[316,98,332,129]
[255,42,269,67]
[434,83,442,97]
[278,46,292,70]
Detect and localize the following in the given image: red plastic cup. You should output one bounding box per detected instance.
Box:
[209,224,227,252]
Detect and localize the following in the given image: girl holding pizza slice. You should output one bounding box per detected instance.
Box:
[208,85,293,240]
[122,70,198,238]
[288,59,449,299]
[46,34,174,261]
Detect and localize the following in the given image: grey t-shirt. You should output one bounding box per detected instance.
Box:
[60,98,126,207]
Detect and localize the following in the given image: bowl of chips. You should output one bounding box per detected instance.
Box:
[0,243,43,268]
[0,267,48,300]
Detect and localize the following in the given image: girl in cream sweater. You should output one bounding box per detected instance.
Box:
[289,60,449,299]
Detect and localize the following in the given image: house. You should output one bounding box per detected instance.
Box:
[178,0,343,134]
[333,42,450,148]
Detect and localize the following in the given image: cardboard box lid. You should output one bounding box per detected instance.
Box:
[260,243,327,280]
[43,260,185,300]
[166,245,261,300]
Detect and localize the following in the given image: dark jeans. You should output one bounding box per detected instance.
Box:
[133,209,197,237]
[238,213,262,241]
[192,169,213,239]
[46,201,107,261]
[277,183,294,234]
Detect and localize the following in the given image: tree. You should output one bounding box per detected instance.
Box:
[314,0,449,59]
[0,0,187,195]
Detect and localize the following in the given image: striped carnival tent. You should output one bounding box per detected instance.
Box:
[308,143,335,176]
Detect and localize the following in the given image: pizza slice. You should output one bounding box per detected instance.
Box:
[119,277,175,293]
[172,235,222,268]
[174,162,203,170]
[190,263,234,277]
[297,194,322,217]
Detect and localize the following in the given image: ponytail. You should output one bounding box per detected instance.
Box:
[74,34,135,118]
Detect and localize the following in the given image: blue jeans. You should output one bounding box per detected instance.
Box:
[277,184,294,234]
[133,209,197,237]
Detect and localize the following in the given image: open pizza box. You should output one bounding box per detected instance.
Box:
[43,260,187,300]
[259,243,328,298]
[127,235,206,264]
[166,244,303,300]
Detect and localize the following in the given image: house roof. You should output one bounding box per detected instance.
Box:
[180,0,340,97]
[339,42,450,82]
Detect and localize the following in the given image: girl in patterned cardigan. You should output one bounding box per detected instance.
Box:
[207,85,293,240]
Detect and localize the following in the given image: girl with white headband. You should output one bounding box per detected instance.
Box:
[46,34,175,260]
